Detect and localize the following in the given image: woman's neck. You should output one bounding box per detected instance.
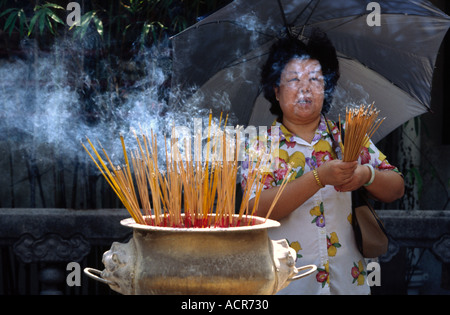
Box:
[282,115,321,144]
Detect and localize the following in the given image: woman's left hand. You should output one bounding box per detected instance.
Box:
[334,164,371,192]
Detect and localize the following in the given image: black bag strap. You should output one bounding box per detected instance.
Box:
[323,114,343,159]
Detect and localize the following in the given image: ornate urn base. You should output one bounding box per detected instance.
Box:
[85,215,316,295]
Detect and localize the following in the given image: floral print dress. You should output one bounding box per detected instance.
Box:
[240,116,399,295]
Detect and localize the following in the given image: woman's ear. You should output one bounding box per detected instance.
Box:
[274,85,280,101]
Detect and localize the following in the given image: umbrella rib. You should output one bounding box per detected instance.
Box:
[297,0,322,38]
[293,13,365,37]
[316,14,365,32]
[306,13,450,32]
[224,51,271,70]
[171,19,275,40]
[336,54,433,112]
[277,0,293,37]
[303,0,322,24]
[291,0,316,27]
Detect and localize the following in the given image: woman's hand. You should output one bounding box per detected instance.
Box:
[317,160,358,187]
[334,164,371,192]
[322,162,404,203]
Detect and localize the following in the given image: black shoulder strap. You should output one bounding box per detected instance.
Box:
[323,114,344,158]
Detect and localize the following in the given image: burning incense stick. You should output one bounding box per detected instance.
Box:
[81,112,288,228]
[341,103,385,162]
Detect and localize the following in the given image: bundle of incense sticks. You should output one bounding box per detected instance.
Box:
[81,111,292,228]
[340,103,385,162]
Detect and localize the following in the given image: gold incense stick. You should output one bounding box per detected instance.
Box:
[82,112,290,227]
[342,103,384,162]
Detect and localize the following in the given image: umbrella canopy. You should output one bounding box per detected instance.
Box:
[170,0,450,142]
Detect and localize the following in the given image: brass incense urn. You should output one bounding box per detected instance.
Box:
[84,214,316,295]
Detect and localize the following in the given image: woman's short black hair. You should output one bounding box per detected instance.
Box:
[261,28,340,118]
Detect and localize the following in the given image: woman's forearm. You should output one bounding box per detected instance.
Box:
[249,160,358,220]
[365,170,404,203]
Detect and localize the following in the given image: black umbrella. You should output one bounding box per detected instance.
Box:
[170,0,450,142]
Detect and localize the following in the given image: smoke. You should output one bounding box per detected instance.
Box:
[0,7,375,209]
[329,79,371,119]
[0,36,235,169]
[0,23,372,174]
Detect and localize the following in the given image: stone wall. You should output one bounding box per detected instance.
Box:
[1,208,449,295]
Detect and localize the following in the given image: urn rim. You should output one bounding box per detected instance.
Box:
[120,214,280,232]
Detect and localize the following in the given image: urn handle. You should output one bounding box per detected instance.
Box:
[84,267,115,286]
[287,264,317,282]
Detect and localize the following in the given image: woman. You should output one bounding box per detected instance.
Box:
[240,30,404,294]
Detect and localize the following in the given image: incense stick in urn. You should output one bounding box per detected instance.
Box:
[340,103,385,162]
[81,111,292,228]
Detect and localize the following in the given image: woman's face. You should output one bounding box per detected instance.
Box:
[274,57,324,125]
